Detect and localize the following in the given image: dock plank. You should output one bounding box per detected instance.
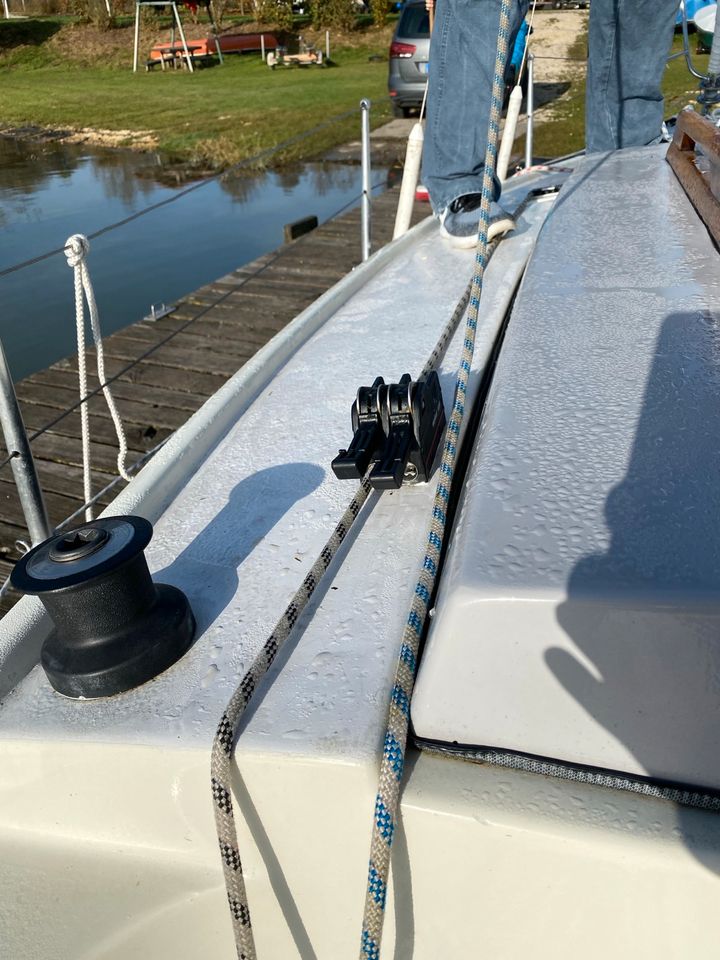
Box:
[25,368,209,415]
[0,189,428,609]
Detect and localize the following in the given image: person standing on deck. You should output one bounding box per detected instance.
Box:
[423,0,679,247]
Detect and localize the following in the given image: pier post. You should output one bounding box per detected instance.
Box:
[0,340,50,546]
[360,98,372,262]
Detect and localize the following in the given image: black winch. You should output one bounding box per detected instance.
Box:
[11,515,196,700]
[331,371,446,489]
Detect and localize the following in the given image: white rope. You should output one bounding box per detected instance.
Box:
[518,0,538,83]
[65,234,131,522]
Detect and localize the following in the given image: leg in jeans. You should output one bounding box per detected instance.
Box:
[423,0,528,214]
[586,0,678,152]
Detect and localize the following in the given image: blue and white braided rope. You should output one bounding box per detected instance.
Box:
[359,2,514,956]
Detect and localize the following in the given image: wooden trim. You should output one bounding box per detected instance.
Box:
[667,109,720,247]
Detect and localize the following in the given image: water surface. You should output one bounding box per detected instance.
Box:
[0,137,384,381]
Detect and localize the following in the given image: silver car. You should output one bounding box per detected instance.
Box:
[388,1,430,118]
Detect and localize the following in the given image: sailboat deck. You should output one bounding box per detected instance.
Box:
[414,145,720,793]
[3,154,720,960]
[0,189,426,614]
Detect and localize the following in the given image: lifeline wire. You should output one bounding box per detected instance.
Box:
[359,1,513,957]
[0,178,388,478]
[0,106,372,282]
[0,179,387,593]
[65,234,130,522]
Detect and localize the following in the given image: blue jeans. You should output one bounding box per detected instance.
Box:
[586,0,678,153]
[423,0,678,214]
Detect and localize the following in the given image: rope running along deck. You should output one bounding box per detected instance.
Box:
[209,0,512,932]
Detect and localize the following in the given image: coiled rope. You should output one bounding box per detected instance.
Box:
[211,2,512,951]
[65,233,130,521]
[359,2,513,956]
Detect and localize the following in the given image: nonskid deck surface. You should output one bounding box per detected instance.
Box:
[0,191,427,616]
[414,145,720,794]
[0,181,556,960]
[0,185,550,754]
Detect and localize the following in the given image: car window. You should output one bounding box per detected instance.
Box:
[397,4,429,38]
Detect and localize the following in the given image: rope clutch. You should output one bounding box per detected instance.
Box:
[331,372,446,489]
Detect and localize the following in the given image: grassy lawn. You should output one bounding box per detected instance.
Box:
[0,17,394,166]
[526,31,712,160]
[0,18,713,169]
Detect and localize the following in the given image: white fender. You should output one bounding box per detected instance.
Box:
[393,121,425,240]
[497,85,523,182]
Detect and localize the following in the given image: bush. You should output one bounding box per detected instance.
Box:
[69,0,114,28]
[275,0,293,30]
[369,0,387,26]
[310,0,354,30]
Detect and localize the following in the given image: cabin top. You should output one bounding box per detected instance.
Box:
[413,146,720,794]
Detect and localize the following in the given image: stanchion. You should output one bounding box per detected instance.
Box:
[360,99,372,261]
[525,53,534,169]
[0,339,50,546]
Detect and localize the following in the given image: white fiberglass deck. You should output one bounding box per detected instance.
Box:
[414,146,720,792]
[3,158,720,960]
[0,192,545,755]
[0,183,555,959]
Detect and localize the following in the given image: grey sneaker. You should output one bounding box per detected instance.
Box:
[439,193,514,249]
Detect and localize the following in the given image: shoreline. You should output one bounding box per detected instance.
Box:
[0,118,410,184]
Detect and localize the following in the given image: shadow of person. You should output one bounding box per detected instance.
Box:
[156,462,325,636]
[551,311,720,871]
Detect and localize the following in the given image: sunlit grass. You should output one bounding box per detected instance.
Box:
[521,28,711,161]
[0,19,393,166]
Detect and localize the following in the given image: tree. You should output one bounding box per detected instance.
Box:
[70,0,113,28]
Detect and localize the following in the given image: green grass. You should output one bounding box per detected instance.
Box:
[523,30,712,160]
[2,18,709,169]
[0,19,393,166]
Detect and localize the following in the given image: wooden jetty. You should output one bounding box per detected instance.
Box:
[0,187,427,613]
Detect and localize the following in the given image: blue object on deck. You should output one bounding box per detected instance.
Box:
[510,20,528,72]
[677,0,713,26]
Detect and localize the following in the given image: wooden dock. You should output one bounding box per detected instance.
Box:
[0,187,427,613]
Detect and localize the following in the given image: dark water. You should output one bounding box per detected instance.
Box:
[0,137,388,381]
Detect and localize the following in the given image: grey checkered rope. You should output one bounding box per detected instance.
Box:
[419,278,473,381]
[360,2,513,957]
[211,477,372,960]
